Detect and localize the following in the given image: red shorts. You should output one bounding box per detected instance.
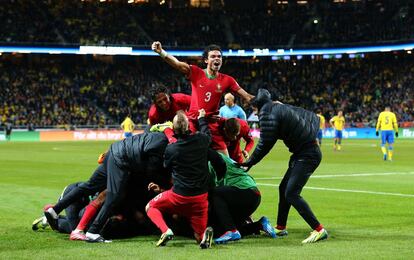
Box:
[148,189,208,237]
[188,119,227,151]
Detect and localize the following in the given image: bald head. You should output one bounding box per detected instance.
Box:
[173,110,189,135]
[224,93,235,107]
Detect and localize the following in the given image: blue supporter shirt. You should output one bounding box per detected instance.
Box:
[219,105,247,120]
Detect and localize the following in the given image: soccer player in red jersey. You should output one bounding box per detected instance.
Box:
[219,118,255,163]
[148,85,191,125]
[151,41,254,155]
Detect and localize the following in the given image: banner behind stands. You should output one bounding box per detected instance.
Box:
[39,130,144,141]
[250,128,414,139]
[0,130,144,142]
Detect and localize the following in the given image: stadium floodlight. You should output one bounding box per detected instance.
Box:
[1,42,414,57]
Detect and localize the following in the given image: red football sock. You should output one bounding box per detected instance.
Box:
[76,200,100,231]
[315,224,324,232]
[147,207,169,233]
[276,225,286,230]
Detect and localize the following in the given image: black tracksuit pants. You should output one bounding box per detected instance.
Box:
[210,186,261,237]
[277,144,322,230]
[53,151,130,235]
[56,183,88,233]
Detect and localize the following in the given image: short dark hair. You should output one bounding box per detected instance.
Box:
[202,44,222,60]
[150,85,170,102]
[224,118,241,137]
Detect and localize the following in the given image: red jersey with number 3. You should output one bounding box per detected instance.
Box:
[187,65,241,119]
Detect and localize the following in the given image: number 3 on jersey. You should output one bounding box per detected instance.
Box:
[204,91,211,102]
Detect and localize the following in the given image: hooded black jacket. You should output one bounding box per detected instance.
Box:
[247,89,320,166]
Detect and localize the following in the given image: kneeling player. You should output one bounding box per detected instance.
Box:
[146,109,213,249]
[43,131,169,242]
[208,151,276,244]
[218,118,254,163]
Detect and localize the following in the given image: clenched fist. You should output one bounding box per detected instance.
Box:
[151,41,163,54]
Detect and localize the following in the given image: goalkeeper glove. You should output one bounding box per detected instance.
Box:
[97,152,107,164]
[375,131,379,136]
[150,121,173,133]
[395,132,398,138]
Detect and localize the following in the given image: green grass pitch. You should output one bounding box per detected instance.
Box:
[0,139,413,259]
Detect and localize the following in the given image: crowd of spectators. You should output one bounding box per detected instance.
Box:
[245,55,413,127]
[47,1,149,46]
[0,1,413,48]
[0,56,188,128]
[0,53,412,129]
[0,1,57,45]
[0,60,107,128]
[294,1,414,46]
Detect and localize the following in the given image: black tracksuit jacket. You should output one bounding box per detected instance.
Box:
[164,117,212,196]
[246,89,320,166]
[109,132,170,186]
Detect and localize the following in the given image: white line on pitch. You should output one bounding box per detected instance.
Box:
[256,183,414,198]
[255,172,414,180]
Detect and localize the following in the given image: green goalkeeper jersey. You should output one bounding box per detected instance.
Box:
[209,153,257,190]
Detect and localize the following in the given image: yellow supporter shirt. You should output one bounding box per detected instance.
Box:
[317,114,325,130]
[376,111,398,131]
[121,117,135,132]
[331,116,345,131]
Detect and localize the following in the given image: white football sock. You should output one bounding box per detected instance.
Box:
[47,208,58,219]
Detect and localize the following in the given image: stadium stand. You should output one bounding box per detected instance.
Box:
[0,1,413,129]
[0,1,413,47]
[0,53,412,128]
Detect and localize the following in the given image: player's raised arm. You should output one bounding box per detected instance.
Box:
[151,41,190,76]
[236,88,255,104]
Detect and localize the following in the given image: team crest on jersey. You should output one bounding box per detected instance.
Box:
[215,83,222,93]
